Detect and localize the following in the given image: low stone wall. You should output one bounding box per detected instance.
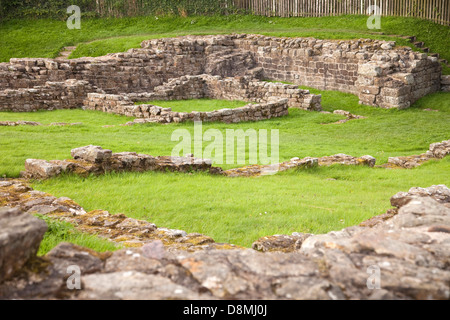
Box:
[20,140,449,180]
[383,139,450,169]
[127,74,321,111]
[21,145,222,180]
[0,79,92,112]
[205,75,322,111]
[0,34,442,110]
[231,35,442,109]
[224,154,376,177]
[0,121,81,127]
[85,94,289,124]
[83,75,305,123]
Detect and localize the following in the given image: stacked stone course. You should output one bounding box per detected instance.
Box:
[0,79,92,112]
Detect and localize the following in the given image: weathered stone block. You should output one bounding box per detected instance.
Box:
[71,145,112,163]
[0,207,47,283]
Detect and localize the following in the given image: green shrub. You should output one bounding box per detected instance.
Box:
[0,0,239,19]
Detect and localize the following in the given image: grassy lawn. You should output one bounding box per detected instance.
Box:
[1,90,449,176]
[1,89,449,177]
[136,99,250,113]
[32,159,449,248]
[1,15,449,73]
[1,88,449,247]
[1,15,449,250]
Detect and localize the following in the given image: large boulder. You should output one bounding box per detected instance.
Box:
[0,207,47,283]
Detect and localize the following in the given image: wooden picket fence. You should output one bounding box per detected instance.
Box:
[232,0,450,25]
[1,1,448,25]
[57,0,449,26]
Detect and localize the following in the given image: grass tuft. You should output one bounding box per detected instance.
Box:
[35,214,121,255]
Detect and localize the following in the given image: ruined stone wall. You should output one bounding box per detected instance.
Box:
[231,35,442,109]
[21,145,220,180]
[84,92,289,124]
[126,74,322,111]
[0,79,92,112]
[0,34,443,110]
[0,37,256,94]
[203,75,322,111]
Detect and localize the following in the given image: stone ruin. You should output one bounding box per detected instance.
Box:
[84,75,321,124]
[0,34,447,117]
[0,79,92,112]
[1,181,449,299]
[20,140,450,180]
[21,145,222,180]
[1,34,449,300]
[384,139,450,169]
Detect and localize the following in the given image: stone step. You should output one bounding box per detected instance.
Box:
[414,41,424,48]
[422,47,430,53]
[401,35,416,43]
[429,53,440,58]
[56,46,77,59]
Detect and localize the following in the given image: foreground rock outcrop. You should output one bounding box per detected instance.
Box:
[0,184,449,300]
[0,207,47,283]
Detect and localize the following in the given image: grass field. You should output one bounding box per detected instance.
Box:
[1,15,449,251]
[1,88,449,247]
[33,159,449,248]
[1,90,449,176]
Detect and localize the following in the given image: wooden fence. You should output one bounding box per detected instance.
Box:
[4,1,446,25]
[232,0,450,25]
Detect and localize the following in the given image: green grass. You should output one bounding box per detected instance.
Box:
[1,15,449,73]
[0,88,449,247]
[1,89,449,176]
[35,214,121,255]
[1,14,449,248]
[136,98,250,113]
[32,159,450,248]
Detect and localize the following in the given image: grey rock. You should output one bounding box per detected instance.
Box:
[0,207,47,282]
[71,145,112,163]
[78,271,210,300]
[390,185,450,208]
